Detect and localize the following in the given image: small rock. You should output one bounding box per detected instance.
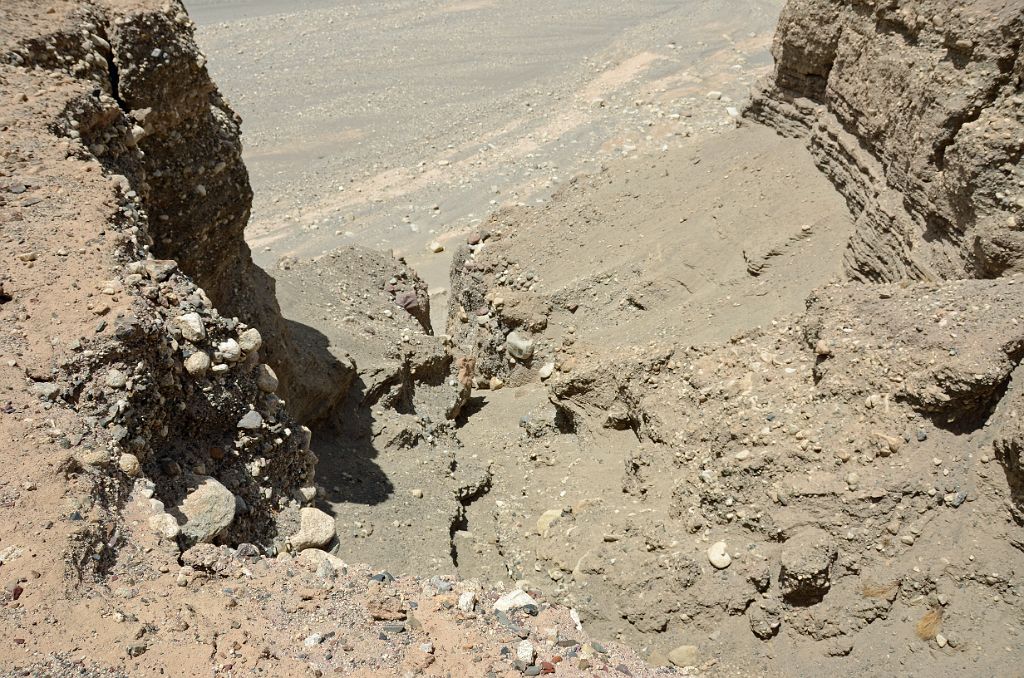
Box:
[457,591,476,612]
[178,477,236,543]
[428,241,444,253]
[218,339,242,362]
[148,513,180,539]
[410,488,424,498]
[298,548,347,572]
[126,642,148,658]
[30,382,60,401]
[667,644,699,668]
[237,328,262,353]
[144,259,177,281]
[237,410,263,430]
[779,528,837,604]
[538,363,555,380]
[184,351,211,377]
[426,576,453,594]
[118,453,141,477]
[603,402,632,430]
[256,364,279,393]
[494,589,538,613]
[289,507,336,551]
[707,541,731,569]
[516,640,536,664]
[748,600,782,639]
[176,312,206,342]
[395,290,422,315]
[106,369,127,389]
[304,634,323,647]
[505,331,534,360]
[0,547,23,565]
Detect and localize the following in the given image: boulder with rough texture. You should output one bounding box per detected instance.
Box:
[237,410,264,430]
[176,312,206,342]
[183,351,211,377]
[505,330,534,361]
[177,476,236,544]
[298,548,348,572]
[256,364,279,393]
[288,507,336,551]
[493,589,538,613]
[149,513,181,539]
[238,328,262,353]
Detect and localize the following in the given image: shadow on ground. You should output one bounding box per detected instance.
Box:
[311,379,395,508]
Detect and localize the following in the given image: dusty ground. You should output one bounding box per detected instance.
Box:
[187,0,784,326]
[278,122,853,575]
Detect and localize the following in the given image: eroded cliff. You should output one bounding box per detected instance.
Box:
[0,0,332,572]
[748,0,1024,282]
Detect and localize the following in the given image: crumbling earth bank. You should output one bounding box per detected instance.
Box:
[1,0,325,557]
[435,0,1024,675]
[747,0,1024,283]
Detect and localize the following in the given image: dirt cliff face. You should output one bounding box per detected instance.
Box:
[0,0,322,568]
[748,0,1024,282]
[2,0,352,424]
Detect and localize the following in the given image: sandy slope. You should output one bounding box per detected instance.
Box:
[187,0,785,326]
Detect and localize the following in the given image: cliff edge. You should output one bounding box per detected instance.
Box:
[748,0,1024,282]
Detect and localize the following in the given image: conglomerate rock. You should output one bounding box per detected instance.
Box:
[1,0,320,558]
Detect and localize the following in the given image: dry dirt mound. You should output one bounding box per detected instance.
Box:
[435,158,1024,674]
[419,0,1024,673]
